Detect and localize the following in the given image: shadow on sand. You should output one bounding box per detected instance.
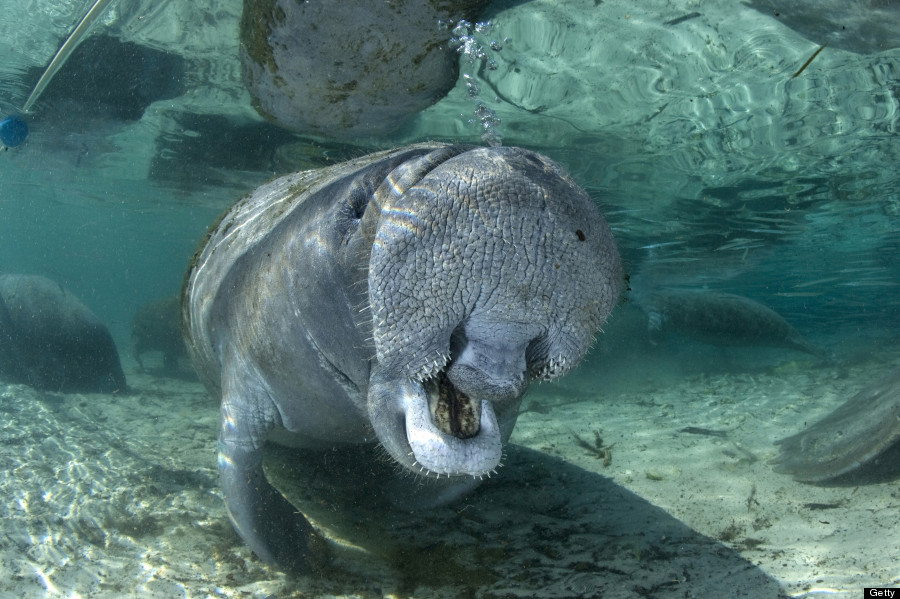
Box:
[267,443,788,598]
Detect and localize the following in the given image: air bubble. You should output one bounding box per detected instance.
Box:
[448,19,508,147]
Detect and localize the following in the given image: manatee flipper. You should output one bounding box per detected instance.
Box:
[219,441,324,573]
[218,353,327,573]
[771,365,900,483]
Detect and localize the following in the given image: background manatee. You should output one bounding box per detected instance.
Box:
[183,143,621,573]
[0,274,126,393]
[131,295,189,376]
[240,0,489,138]
[772,365,900,483]
[632,287,826,359]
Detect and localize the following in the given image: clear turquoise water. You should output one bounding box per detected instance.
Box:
[1,0,899,597]
[2,0,898,350]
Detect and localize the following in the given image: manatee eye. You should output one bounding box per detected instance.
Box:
[342,185,368,221]
[337,185,370,241]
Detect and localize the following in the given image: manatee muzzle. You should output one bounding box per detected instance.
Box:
[403,373,502,477]
[368,368,503,479]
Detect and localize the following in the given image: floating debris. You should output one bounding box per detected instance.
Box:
[664,12,701,26]
[792,43,828,78]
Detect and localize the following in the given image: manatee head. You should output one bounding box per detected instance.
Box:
[364,145,621,479]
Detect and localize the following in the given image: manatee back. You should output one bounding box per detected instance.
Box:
[182,143,448,393]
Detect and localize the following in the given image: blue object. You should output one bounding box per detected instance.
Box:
[0,115,28,147]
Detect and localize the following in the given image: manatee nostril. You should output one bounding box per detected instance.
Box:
[446,362,526,403]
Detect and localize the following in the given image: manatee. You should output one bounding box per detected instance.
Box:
[182,143,621,573]
[744,0,900,54]
[772,365,900,483]
[0,274,126,393]
[634,288,826,359]
[240,0,489,138]
[131,296,189,375]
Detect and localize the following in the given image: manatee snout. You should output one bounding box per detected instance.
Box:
[365,146,622,480]
[368,374,504,479]
[447,328,530,403]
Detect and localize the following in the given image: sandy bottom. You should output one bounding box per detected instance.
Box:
[1,345,898,599]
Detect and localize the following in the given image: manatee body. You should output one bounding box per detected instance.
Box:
[772,365,900,483]
[240,0,488,138]
[131,296,189,375]
[183,143,621,572]
[637,289,825,359]
[745,0,900,54]
[0,274,126,393]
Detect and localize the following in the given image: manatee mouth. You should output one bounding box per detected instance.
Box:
[400,369,503,478]
[427,371,480,439]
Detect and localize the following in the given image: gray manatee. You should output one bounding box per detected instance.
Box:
[635,288,826,359]
[131,296,188,375]
[240,0,489,138]
[0,274,126,393]
[182,143,621,572]
[772,365,900,483]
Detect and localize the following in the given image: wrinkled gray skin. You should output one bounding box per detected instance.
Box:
[183,144,621,573]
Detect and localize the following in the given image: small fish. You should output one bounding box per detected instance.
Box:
[747,228,790,235]
[639,241,686,250]
[792,276,840,289]
[775,291,824,298]
[715,238,764,251]
[839,280,899,287]
[679,426,728,437]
